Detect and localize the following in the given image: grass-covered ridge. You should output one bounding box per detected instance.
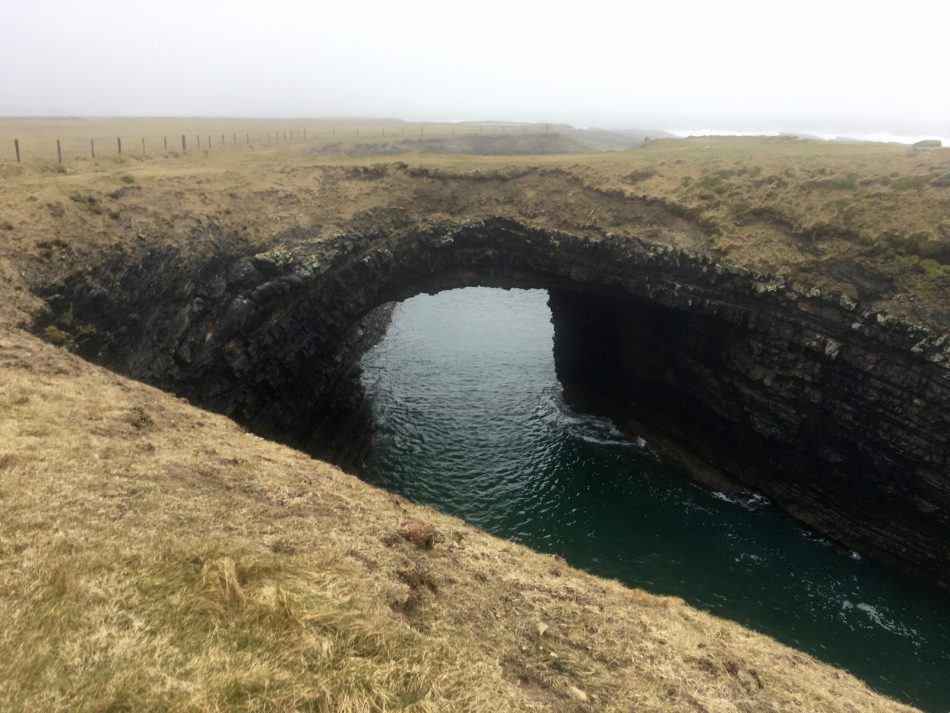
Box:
[0,334,919,712]
[1,127,947,329]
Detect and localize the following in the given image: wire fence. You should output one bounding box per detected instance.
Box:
[0,122,553,165]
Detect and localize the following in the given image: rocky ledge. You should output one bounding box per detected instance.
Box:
[36,217,950,590]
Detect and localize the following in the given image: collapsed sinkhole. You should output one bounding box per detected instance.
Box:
[30,217,950,593]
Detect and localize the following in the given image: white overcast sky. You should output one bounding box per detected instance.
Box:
[2,0,948,136]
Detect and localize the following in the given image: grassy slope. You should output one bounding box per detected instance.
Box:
[0,333,916,712]
[1,125,945,711]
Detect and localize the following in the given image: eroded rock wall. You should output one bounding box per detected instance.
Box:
[548,288,950,587]
[36,217,950,589]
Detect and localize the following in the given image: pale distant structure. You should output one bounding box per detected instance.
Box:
[910,139,942,155]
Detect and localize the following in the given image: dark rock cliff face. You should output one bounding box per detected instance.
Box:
[37,217,950,590]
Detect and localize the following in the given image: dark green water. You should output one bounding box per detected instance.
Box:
[359,286,950,712]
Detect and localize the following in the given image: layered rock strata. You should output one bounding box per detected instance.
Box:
[38,217,950,589]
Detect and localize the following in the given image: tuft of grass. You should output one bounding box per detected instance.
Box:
[42,325,68,346]
[897,254,950,285]
[57,307,74,329]
[400,520,436,549]
[624,167,659,184]
[801,174,859,192]
[889,175,929,192]
[697,174,728,194]
[69,193,104,215]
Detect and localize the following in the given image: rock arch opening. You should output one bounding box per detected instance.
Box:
[36,217,950,590]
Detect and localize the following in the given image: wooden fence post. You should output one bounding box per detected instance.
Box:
[56,139,62,164]
[221,134,224,146]
[14,139,20,163]
[246,133,249,145]
[182,135,186,152]
[90,138,95,159]
[207,135,211,150]
[117,137,122,154]
[232,133,236,145]
[141,137,146,155]
[303,129,306,139]
[196,135,200,149]
[164,136,168,151]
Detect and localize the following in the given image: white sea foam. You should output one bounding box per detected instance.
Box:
[711,490,770,511]
[854,603,920,641]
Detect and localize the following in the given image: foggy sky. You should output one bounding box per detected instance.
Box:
[3,0,948,136]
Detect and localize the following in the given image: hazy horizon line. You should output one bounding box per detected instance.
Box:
[1,113,946,146]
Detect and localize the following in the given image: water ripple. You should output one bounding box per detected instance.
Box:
[359,287,950,712]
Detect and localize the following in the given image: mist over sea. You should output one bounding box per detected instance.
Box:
[667,128,950,145]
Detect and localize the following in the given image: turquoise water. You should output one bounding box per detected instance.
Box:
[359,286,950,711]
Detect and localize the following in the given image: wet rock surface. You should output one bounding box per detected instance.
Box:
[36,216,950,591]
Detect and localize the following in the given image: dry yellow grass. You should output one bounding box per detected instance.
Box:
[0,331,918,711]
[1,124,945,711]
[0,117,556,164]
[1,125,947,329]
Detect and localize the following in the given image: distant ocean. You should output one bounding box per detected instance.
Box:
[667,128,950,146]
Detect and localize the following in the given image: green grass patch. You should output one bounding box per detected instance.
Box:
[69,193,104,214]
[57,308,74,329]
[694,168,747,194]
[896,254,950,286]
[42,325,68,346]
[889,175,929,192]
[801,174,859,192]
[624,167,659,184]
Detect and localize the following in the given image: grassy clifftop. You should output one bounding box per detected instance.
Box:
[1,130,947,331]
